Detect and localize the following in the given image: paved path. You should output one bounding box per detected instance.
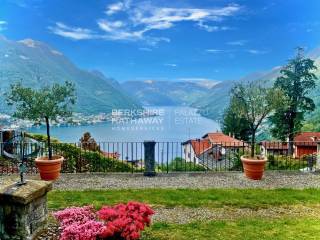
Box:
[1,171,319,190]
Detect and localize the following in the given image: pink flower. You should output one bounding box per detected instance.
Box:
[54,202,155,240]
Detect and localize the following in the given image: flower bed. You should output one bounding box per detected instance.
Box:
[54,202,154,240]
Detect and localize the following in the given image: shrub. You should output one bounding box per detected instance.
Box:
[53,143,132,173]
[27,133,132,173]
[266,155,308,170]
[158,157,206,172]
[54,202,154,240]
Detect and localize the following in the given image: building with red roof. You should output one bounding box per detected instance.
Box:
[260,132,320,158]
[202,132,247,147]
[182,132,246,166]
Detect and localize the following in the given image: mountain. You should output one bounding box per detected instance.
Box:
[0,36,141,114]
[121,80,219,106]
[193,51,320,123]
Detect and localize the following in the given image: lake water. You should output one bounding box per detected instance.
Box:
[28,106,220,143]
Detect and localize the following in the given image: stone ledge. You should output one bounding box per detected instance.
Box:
[0,179,52,205]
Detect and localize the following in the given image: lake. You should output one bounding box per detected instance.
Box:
[28,106,220,143]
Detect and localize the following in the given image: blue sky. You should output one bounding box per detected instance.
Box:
[1,0,320,82]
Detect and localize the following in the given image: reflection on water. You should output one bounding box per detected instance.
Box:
[28,106,220,143]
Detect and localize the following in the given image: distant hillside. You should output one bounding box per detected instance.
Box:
[121,80,219,106]
[193,50,320,126]
[0,36,141,114]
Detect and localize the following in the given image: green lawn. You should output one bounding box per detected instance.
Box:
[143,218,320,240]
[48,188,320,209]
[48,189,320,239]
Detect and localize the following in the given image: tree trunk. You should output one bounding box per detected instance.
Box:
[288,116,295,156]
[45,117,52,160]
[288,133,294,156]
[250,129,255,158]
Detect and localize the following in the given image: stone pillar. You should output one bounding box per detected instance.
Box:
[144,141,156,177]
[0,180,52,240]
[317,141,320,171]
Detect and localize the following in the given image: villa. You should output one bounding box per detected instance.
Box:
[182,132,246,169]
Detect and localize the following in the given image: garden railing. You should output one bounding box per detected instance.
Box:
[0,141,318,174]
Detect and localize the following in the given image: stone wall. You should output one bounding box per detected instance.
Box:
[0,180,52,240]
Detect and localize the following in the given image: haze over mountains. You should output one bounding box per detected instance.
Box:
[0,36,140,114]
[121,80,219,106]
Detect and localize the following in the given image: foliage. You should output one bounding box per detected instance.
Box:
[6,81,76,121]
[229,151,242,171]
[221,96,251,141]
[26,132,60,144]
[6,81,76,159]
[80,132,100,151]
[53,143,132,173]
[269,48,317,154]
[267,155,308,170]
[157,157,206,172]
[230,80,280,157]
[27,132,131,172]
[54,202,154,240]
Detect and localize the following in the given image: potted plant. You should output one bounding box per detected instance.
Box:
[6,81,76,180]
[231,80,280,180]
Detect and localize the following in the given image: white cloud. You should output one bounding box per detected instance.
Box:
[49,2,242,44]
[197,22,232,32]
[227,40,247,46]
[178,77,216,81]
[206,49,226,53]
[51,50,63,55]
[246,49,268,55]
[48,22,96,40]
[105,0,131,15]
[164,63,177,67]
[139,47,152,51]
[19,55,29,60]
[0,20,7,31]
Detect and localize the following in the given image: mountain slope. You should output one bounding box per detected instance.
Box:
[121,80,219,106]
[0,36,141,114]
[193,52,320,122]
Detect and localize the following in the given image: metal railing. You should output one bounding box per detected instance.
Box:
[0,141,318,174]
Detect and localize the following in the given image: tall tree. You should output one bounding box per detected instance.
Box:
[221,96,251,141]
[6,81,76,159]
[231,80,280,157]
[270,48,317,155]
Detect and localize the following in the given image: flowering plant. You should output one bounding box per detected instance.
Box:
[54,202,155,240]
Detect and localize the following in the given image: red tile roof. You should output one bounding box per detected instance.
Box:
[202,132,247,147]
[183,139,211,156]
[260,141,288,150]
[294,132,320,146]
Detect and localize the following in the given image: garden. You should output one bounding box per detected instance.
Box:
[0,51,320,240]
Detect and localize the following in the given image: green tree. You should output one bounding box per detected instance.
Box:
[270,48,317,155]
[231,80,280,157]
[6,81,76,159]
[221,96,251,141]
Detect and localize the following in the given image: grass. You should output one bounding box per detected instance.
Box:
[48,189,320,239]
[142,218,320,240]
[48,188,320,210]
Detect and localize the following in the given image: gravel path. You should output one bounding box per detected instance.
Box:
[1,171,320,190]
[152,204,320,224]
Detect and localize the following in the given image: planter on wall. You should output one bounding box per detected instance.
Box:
[35,155,64,181]
[241,156,267,180]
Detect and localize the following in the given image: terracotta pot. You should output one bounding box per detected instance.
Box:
[241,156,267,180]
[35,155,64,181]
